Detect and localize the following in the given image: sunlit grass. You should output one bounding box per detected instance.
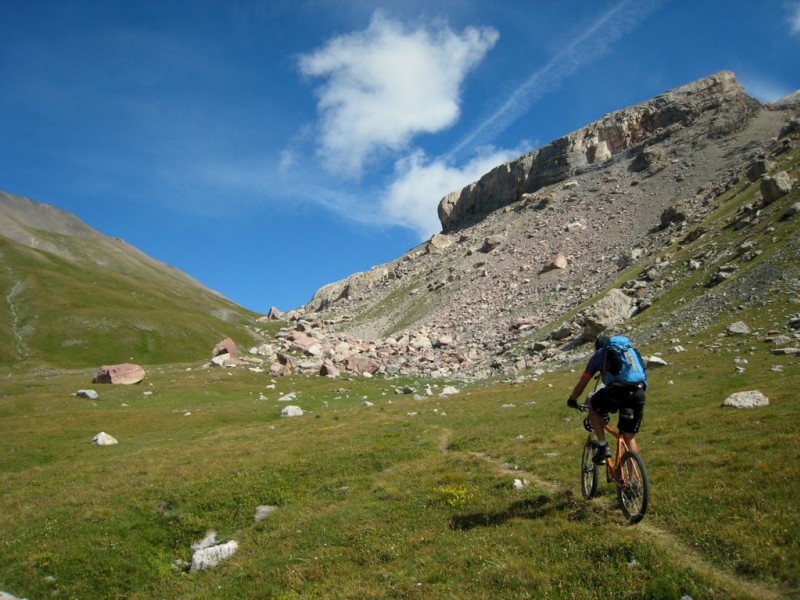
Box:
[1,333,798,599]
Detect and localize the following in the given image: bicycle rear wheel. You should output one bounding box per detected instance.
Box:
[617,451,649,523]
[580,436,598,499]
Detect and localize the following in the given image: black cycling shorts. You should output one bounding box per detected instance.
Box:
[589,385,646,434]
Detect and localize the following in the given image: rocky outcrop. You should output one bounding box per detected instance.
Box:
[438,72,759,232]
[280,71,798,380]
[306,266,391,311]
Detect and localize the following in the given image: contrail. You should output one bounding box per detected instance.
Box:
[446,0,662,161]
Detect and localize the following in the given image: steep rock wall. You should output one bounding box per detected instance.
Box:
[437,71,760,232]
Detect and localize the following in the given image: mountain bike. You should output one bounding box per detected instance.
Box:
[576,403,649,524]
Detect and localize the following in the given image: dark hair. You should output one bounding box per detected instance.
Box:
[594,334,609,350]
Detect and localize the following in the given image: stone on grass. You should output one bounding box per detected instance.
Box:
[760,171,793,204]
[190,533,238,573]
[645,356,668,368]
[722,390,769,409]
[75,389,99,400]
[254,505,278,522]
[281,405,304,417]
[91,432,118,445]
[726,321,750,336]
[212,337,239,358]
[92,363,145,384]
[772,347,800,356]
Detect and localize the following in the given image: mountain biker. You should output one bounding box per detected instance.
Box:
[566,334,647,464]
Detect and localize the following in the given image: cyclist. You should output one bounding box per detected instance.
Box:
[566,334,647,464]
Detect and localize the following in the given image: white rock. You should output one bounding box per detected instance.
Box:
[278,392,297,402]
[646,356,668,368]
[722,390,769,409]
[190,540,238,572]
[91,432,118,445]
[726,321,751,336]
[439,386,460,396]
[211,354,233,367]
[566,221,584,233]
[75,389,99,400]
[280,405,304,417]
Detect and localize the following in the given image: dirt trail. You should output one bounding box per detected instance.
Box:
[438,428,788,600]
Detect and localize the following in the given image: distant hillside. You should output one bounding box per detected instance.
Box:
[0,192,261,368]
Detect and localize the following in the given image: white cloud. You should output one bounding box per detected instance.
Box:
[298,12,498,178]
[791,2,800,35]
[380,146,523,238]
[739,73,792,103]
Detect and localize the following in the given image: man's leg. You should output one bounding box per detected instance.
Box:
[588,391,612,463]
[622,432,638,454]
[589,405,607,443]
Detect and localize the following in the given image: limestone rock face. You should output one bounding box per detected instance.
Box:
[438,72,759,232]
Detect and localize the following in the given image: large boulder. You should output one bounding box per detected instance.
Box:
[212,337,239,359]
[722,390,769,409]
[582,289,637,339]
[344,355,382,375]
[760,171,793,204]
[92,363,145,385]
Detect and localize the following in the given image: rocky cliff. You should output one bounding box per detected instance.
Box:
[437,71,759,232]
[266,71,798,381]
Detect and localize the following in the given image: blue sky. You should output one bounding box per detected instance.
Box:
[1,0,799,314]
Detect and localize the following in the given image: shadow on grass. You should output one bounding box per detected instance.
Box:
[450,490,586,531]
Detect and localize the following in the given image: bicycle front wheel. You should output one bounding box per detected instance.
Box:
[580,436,598,499]
[617,451,649,523]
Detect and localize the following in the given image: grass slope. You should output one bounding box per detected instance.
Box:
[0,233,260,369]
[0,325,797,599]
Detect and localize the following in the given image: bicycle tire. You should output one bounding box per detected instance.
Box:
[580,436,598,499]
[617,450,649,523]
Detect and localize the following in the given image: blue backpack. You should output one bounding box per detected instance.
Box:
[602,335,647,388]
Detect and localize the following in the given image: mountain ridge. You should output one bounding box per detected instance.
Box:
[0,191,260,368]
[280,71,799,379]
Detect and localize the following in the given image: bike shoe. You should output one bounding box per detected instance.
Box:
[593,443,611,464]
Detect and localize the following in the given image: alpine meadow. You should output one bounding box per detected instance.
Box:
[1,71,799,599]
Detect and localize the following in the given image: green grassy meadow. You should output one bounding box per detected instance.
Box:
[1,138,798,599]
[1,334,798,599]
